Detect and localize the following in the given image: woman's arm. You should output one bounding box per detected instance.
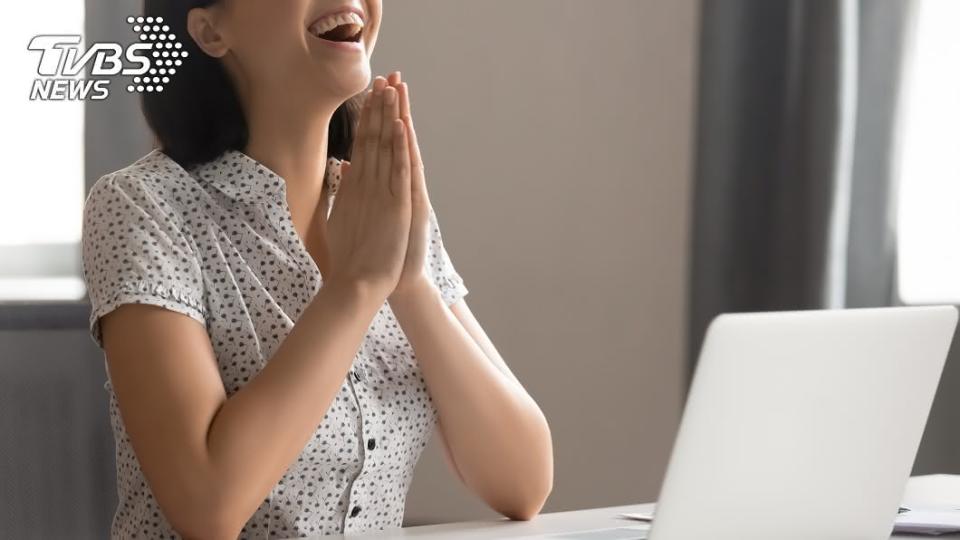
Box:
[94,80,410,540]
[101,278,384,540]
[388,281,554,521]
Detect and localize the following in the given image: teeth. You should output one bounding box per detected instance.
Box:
[310,11,364,37]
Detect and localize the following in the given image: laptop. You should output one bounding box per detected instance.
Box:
[539,306,958,540]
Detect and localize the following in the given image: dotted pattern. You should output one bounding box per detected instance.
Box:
[80,148,470,539]
[123,15,187,94]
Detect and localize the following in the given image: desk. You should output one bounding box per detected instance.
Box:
[307,475,960,539]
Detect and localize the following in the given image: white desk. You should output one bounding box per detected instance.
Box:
[302,475,960,539]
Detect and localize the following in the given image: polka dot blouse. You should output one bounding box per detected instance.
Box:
[80,148,470,539]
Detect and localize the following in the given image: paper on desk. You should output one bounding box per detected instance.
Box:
[895,508,960,535]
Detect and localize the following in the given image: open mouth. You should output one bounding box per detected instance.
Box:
[308,11,364,44]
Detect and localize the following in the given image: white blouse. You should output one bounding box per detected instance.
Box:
[81,147,469,539]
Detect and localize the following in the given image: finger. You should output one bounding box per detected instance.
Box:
[348,90,372,179]
[378,86,399,194]
[400,83,425,193]
[397,82,422,199]
[333,160,349,198]
[398,81,411,123]
[387,70,401,87]
[406,117,426,203]
[392,119,410,199]
[362,83,385,186]
[381,85,400,133]
[373,75,388,94]
[398,83,422,168]
[407,116,423,172]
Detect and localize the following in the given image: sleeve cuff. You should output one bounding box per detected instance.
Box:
[436,271,469,307]
[88,280,207,350]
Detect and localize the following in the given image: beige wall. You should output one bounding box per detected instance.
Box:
[372,0,700,525]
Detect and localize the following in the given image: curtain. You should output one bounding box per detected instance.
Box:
[688,0,960,473]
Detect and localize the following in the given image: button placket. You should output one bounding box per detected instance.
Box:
[357,376,377,454]
[342,359,370,533]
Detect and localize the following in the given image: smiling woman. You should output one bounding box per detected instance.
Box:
[82,0,551,539]
[139,0,372,169]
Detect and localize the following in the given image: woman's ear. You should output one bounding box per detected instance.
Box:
[186,6,230,58]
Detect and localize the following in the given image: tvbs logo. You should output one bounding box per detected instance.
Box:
[28,15,188,101]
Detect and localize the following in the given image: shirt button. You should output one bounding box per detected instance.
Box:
[367,438,376,450]
[350,505,361,518]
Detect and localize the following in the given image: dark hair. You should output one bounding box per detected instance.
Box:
[141,0,361,169]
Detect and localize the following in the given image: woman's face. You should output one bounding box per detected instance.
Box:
[193,0,382,111]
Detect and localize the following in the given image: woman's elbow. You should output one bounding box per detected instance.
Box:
[502,494,550,521]
[501,475,553,521]
[161,482,245,540]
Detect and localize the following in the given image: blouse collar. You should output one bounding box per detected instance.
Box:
[183,148,343,205]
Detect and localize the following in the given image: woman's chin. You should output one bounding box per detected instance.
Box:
[317,67,371,100]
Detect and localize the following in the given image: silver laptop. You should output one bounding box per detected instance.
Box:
[540,306,958,540]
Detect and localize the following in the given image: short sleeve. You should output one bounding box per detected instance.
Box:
[426,205,469,306]
[81,172,207,350]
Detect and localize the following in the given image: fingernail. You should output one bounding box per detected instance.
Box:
[385,88,396,105]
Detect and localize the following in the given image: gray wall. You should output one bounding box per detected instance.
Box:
[370,0,699,525]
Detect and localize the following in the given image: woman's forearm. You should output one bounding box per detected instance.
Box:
[200,279,385,536]
[389,281,554,520]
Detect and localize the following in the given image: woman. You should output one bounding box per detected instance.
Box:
[80,1,553,538]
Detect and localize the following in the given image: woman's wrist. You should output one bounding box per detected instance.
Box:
[388,275,439,306]
[323,275,390,312]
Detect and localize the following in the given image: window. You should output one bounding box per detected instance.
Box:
[1,2,87,300]
[895,0,960,305]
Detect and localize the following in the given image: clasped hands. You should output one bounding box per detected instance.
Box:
[323,71,438,304]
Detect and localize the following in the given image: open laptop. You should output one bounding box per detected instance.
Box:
[539,306,958,540]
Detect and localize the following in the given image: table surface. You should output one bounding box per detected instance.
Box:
[302,475,960,539]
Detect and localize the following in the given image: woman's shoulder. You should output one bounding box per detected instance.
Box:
[88,148,200,197]
[81,149,209,350]
[85,148,205,232]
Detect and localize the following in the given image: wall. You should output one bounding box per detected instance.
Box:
[369,0,700,525]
